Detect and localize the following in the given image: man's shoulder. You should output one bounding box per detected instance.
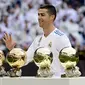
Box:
[53,28,65,37]
[52,28,70,42]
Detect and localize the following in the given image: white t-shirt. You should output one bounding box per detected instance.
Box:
[26,28,71,77]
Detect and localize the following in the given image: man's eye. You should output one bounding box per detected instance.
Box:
[38,13,40,16]
[41,14,45,16]
[38,13,45,16]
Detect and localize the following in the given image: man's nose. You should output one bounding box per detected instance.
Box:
[38,15,41,19]
[38,16,42,20]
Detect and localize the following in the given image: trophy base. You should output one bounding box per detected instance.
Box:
[0,66,7,77]
[7,68,22,77]
[37,68,53,77]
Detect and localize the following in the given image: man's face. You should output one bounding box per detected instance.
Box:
[38,9,52,28]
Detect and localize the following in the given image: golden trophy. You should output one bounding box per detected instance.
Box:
[33,47,53,77]
[6,48,26,77]
[0,50,7,76]
[59,47,81,77]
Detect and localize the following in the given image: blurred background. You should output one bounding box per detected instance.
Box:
[0,0,85,77]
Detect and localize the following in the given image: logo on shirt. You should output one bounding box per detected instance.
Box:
[48,42,52,48]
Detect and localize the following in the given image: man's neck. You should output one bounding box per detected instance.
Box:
[43,24,55,37]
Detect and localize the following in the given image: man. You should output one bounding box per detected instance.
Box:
[3,4,71,77]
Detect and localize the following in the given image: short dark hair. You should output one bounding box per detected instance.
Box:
[39,4,57,20]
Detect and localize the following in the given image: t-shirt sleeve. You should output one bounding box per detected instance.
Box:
[56,34,71,52]
[25,36,41,65]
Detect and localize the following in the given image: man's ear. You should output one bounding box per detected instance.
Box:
[50,15,55,21]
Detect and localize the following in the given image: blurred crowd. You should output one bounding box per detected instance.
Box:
[0,0,85,50]
[0,0,85,76]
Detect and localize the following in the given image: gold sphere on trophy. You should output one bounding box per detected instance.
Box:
[6,48,27,77]
[0,50,5,66]
[33,47,53,77]
[59,47,81,77]
[0,50,7,76]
